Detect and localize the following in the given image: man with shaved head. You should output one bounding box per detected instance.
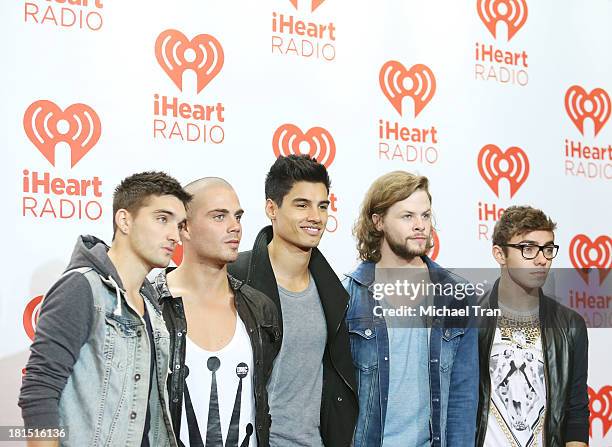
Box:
[155,178,281,447]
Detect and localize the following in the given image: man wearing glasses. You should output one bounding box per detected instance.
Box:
[476,206,590,447]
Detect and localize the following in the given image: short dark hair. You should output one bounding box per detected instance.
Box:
[265,155,331,206]
[492,205,557,253]
[112,171,192,235]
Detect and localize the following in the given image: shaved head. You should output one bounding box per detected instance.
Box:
[179,177,243,264]
[184,177,235,218]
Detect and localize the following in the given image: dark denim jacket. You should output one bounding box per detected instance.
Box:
[342,257,478,447]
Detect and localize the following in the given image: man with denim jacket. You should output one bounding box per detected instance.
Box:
[19,172,191,447]
[343,171,478,447]
[155,178,282,447]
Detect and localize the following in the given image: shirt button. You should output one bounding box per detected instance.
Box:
[337,396,343,402]
[433,397,439,403]
[384,357,388,361]
[178,332,183,337]
[175,364,181,370]
[134,374,141,381]
[444,329,451,337]
[434,436,440,441]
[172,397,179,403]
[130,411,137,420]
[137,330,142,337]
[364,329,372,336]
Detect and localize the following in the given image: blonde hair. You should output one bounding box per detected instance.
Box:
[354,171,431,262]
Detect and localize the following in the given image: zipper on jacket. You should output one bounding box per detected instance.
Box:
[236,297,266,442]
[330,302,356,395]
[481,312,498,446]
[541,323,550,447]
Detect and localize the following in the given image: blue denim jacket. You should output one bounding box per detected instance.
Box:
[59,267,176,447]
[343,258,478,447]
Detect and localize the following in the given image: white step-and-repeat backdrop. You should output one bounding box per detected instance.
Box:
[1,0,610,444]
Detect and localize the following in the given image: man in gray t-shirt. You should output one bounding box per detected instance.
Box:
[268,277,327,447]
[228,155,358,447]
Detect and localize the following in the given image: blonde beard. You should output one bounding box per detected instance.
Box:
[385,232,433,260]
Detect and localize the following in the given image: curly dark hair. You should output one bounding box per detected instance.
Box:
[492,206,556,253]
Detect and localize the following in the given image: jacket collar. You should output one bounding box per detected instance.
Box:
[486,277,552,323]
[155,266,244,304]
[346,255,446,287]
[345,261,375,286]
[246,225,349,331]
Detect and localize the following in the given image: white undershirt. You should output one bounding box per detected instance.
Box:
[180,317,257,447]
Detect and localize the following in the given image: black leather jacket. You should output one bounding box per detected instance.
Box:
[155,268,282,447]
[228,226,359,447]
[476,280,590,446]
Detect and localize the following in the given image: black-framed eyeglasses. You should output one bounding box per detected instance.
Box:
[501,244,559,260]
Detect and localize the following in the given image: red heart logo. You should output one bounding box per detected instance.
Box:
[477,144,529,198]
[569,235,612,285]
[477,0,528,41]
[565,86,611,137]
[588,385,612,438]
[23,100,101,167]
[155,29,224,94]
[428,229,440,261]
[272,124,336,168]
[288,0,326,12]
[379,61,436,117]
[23,295,43,342]
[172,244,184,266]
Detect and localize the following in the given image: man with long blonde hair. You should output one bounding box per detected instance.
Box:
[343,171,478,447]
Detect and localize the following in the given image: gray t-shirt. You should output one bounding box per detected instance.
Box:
[268,275,327,447]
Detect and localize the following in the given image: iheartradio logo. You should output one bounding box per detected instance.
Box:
[155,29,224,94]
[172,244,184,266]
[379,61,436,117]
[477,144,529,198]
[477,0,528,41]
[272,124,336,168]
[429,229,440,261]
[288,0,326,12]
[565,86,611,137]
[588,385,612,438]
[23,100,101,168]
[23,295,43,342]
[569,234,611,286]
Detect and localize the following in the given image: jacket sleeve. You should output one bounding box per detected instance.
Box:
[563,318,590,443]
[18,272,94,429]
[445,323,479,446]
[269,293,283,359]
